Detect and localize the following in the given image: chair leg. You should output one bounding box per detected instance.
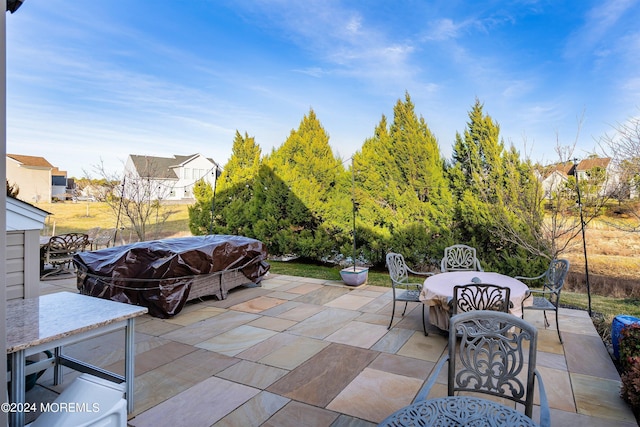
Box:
[388,301,396,330]
[401,302,409,316]
[542,310,550,328]
[555,309,562,343]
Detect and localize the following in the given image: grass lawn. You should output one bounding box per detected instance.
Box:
[269,261,392,287]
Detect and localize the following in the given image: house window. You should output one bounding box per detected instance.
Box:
[183,168,190,179]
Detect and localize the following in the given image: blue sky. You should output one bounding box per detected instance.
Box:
[7,0,640,178]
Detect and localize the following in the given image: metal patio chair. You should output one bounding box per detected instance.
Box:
[91,228,117,250]
[517,258,570,343]
[414,310,550,427]
[386,252,433,336]
[41,233,89,278]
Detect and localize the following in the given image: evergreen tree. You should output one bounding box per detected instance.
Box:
[263,109,350,258]
[217,131,261,192]
[448,99,545,275]
[6,180,19,198]
[267,109,349,225]
[355,93,453,265]
[188,131,261,236]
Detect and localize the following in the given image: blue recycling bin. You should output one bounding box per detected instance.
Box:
[612,315,640,360]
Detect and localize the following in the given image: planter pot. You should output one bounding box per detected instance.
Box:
[340,266,369,286]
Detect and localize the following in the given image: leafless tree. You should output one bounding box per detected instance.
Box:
[487,117,611,261]
[91,159,174,242]
[599,113,640,231]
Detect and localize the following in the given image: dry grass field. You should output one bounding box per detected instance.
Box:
[35,201,192,242]
[564,222,640,298]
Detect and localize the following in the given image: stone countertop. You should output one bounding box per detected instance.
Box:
[6,292,148,353]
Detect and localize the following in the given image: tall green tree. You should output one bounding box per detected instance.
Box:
[262,109,350,258]
[217,131,261,192]
[267,109,349,227]
[448,99,543,274]
[190,111,351,259]
[354,93,453,265]
[189,131,262,236]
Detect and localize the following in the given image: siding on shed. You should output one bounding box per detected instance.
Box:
[6,230,40,300]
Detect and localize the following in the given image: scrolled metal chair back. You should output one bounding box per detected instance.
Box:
[441,244,482,272]
[386,252,409,285]
[544,258,570,291]
[452,283,511,315]
[448,311,538,418]
[47,233,89,255]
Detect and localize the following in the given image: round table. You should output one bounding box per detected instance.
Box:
[378,396,539,427]
[419,271,530,330]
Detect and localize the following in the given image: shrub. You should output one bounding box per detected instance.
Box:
[621,357,640,411]
[619,323,640,416]
[620,323,640,371]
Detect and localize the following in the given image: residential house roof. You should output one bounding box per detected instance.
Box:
[129,155,180,180]
[7,154,54,169]
[540,158,612,179]
[576,157,611,171]
[6,196,50,231]
[51,167,67,177]
[540,161,574,179]
[129,153,218,180]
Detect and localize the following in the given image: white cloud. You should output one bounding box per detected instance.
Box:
[423,18,464,41]
[564,0,638,58]
[293,67,326,78]
[345,16,362,34]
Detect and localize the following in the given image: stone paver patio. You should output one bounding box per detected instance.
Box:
[26,273,637,426]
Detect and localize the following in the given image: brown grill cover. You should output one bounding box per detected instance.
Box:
[74,235,270,318]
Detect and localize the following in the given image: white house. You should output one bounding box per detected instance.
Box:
[539,157,620,199]
[6,154,72,203]
[540,163,572,199]
[123,153,221,202]
[574,157,619,197]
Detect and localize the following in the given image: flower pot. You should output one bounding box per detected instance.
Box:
[340,266,369,286]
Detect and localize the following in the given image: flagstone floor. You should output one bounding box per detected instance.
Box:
[27,273,637,426]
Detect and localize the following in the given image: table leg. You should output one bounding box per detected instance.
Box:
[53,347,64,385]
[9,350,26,427]
[125,318,135,413]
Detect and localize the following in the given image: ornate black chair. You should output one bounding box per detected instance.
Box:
[414,310,550,427]
[41,233,89,278]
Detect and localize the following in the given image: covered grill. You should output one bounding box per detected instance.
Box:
[74,235,270,318]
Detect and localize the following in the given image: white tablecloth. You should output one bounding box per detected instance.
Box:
[419,271,531,330]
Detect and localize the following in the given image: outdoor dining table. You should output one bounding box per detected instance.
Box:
[6,292,148,427]
[419,271,531,330]
[378,395,539,426]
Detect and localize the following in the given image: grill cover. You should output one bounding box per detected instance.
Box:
[74,235,270,318]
